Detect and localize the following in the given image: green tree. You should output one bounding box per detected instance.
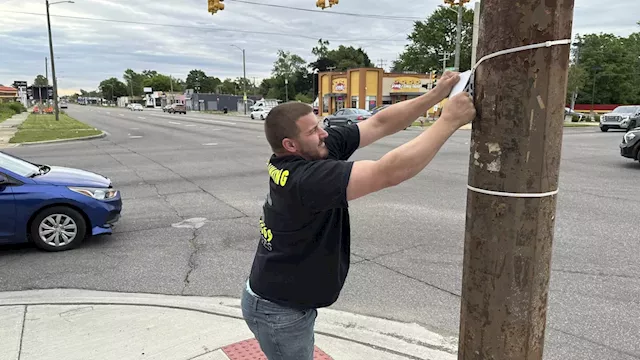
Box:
[573,33,640,104]
[123,69,145,96]
[98,78,128,100]
[566,64,588,104]
[309,40,372,71]
[220,78,240,95]
[185,69,221,93]
[143,73,172,92]
[272,50,308,101]
[33,75,48,86]
[393,5,474,73]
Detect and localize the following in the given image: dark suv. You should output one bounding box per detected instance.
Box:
[620,127,640,163]
[168,103,186,114]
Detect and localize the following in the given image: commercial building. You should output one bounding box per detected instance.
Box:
[0,85,18,103]
[186,93,262,112]
[317,68,439,116]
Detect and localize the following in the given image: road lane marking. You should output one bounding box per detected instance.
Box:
[185,124,196,127]
[211,120,236,125]
[203,143,218,146]
[119,114,124,117]
[138,117,146,119]
[129,136,143,139]
[131,127,139,130]
[169,121,181,125]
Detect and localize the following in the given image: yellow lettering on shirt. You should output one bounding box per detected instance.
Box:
[267,163,289,187]
[259,219,273,242]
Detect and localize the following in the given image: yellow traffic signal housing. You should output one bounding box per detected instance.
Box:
[316,0,326,9]
[208,0,224,14]
[328,0,339,6]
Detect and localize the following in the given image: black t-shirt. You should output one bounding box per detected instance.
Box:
[248,125,361,310]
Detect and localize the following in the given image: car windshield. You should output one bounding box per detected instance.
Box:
[0,152,39,177]
[354,109,371,115]
[613,106,639,113]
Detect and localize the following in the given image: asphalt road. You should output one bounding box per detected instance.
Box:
[1,105,638,360]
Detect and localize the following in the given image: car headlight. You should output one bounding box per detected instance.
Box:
[624,132,637,142]
[69,187,118,200]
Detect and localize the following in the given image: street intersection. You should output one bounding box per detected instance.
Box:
[1,105,638,360]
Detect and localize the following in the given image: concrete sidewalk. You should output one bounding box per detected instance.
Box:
[0,289,458,360]
[0,111,29,148]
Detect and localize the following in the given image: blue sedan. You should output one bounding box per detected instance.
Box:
[0,151,122,251]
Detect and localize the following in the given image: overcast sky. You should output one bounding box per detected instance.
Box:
[0,0,638,95]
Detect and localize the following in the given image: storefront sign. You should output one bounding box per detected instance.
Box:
[390,76,425,93]
[332,78,347,93]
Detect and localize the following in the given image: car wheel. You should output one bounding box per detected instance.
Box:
[600,126,608,132]
[30,206,87,252]
[324,119,330,127]
[251,115,254,119]
[628,120,637,131]
[347,120,353,125]
[260,115,265,120]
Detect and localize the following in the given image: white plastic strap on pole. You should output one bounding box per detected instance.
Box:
[463,39,570,199]
[472,39,572,71]
[467,185,559,198]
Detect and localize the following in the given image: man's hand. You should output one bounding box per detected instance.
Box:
[433,71,461,100]
[440,92,476,129]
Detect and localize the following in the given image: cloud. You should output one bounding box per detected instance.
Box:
[0,0,637,94]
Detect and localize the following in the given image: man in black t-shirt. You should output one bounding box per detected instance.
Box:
[241,71,476,360]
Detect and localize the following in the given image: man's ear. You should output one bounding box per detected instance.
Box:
[282,138,297,153]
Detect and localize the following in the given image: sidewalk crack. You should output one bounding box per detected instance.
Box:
[18,305,27,360]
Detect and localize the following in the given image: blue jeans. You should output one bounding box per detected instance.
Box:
[241,285,318,360]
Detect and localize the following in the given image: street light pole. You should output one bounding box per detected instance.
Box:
[454,4,463,71]
[231,45,247,115]
[46,0,74,121]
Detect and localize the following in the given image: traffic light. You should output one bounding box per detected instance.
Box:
[328,0,339,6]
[208,0,224,14]
[316,0,326,9]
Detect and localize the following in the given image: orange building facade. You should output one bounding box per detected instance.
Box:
[317,68,437,116]
[0,86,18,103]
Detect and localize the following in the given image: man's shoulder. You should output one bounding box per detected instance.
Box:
[325,125,360,160]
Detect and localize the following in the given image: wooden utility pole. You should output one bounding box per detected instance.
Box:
[458,1,574,359]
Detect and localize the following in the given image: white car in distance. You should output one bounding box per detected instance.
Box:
[251,107,271,120]
[129,104,144,111]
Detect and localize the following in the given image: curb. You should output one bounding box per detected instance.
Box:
[10,131,107,147]
[0,289,457,360]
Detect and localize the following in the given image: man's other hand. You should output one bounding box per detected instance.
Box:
[434,71,460,100]
[440,92,476,129]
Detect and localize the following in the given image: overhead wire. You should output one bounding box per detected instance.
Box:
[0,10,415,43]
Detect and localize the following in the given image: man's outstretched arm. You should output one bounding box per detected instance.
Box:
[357,71,460,149]
[346,91,475,201]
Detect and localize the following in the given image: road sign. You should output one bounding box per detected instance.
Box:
[445,67,457,72]
[13,81,27,88]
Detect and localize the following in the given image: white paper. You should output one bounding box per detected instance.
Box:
[448,70,472,98]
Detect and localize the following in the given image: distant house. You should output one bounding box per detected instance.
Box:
[0,85,18,103]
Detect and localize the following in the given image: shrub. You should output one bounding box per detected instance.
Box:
[0,103,16,122]
[7,102,26,114]
[571,115,580,122]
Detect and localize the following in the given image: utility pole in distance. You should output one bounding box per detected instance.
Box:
[458,0,574,359]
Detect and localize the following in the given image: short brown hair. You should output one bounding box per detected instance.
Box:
[264,102,313,152]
